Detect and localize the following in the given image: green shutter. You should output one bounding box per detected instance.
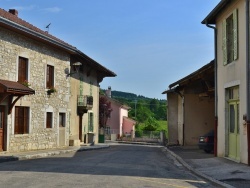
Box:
[88,112,94,132]
[91,113,94,132]
[233,9,238,60]
[222,19,227,65]
[88,112,90,132]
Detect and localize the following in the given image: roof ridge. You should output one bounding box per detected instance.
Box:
[0,8,75,49]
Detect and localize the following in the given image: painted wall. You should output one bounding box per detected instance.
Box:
[69,70,99,145]
[106,102,121,134]
[215,0,248,163]
[123,117,136,137]
[177,95,184,145]
[167,92,178,145]
[184,94,214,146]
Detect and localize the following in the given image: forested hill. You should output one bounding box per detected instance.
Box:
[101,89,167,121]
[104,90,166,102]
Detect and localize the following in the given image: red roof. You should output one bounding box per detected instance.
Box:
[0,8,74,49]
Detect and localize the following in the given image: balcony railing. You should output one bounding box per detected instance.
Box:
[77,95,93,114]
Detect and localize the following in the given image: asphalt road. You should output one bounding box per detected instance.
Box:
[0,144,218,188]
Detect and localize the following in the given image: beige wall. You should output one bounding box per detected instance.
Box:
[0,27,71,152]
[184,94,214,146]
[69,70,99,144]
[216,0,248,163]
[167,92,178,145]
[177,95,184,145]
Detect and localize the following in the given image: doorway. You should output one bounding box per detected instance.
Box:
[227,87,240,161]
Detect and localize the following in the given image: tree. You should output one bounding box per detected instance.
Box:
[143,117,159,131]
[99,96,112,128]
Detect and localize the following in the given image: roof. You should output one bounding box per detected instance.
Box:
[169,60,214,89]
[101,94,131,110]
[161,60,214,95]
[201,0,232,24]
[0,8,116,77]
[0,79,35,95]
[123,116,136,124]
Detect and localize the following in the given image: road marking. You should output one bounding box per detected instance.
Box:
[133,177,206,188]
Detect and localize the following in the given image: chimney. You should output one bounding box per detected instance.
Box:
[9,9,18,16]
[106,86,112,98]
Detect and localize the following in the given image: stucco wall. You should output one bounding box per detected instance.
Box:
[0,27,71,152]
[106,102,120,134]
[69,71,99,144]
[184,94,214,146]
[167,92,178,145]
[216,0,248,163]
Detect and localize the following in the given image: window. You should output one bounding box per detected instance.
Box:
[88,112,94,132]
[59,113,65,127]
[46,65,54,89]
[18,57,28,83]
[15,107,29,134]
[46,112,53,128]
[222,9,238,65]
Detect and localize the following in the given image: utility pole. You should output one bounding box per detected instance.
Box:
[134,100,137,118]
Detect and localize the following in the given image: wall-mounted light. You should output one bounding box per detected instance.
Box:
[66,62,82,77]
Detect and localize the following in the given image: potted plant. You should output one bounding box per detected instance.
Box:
[22,80,31,87]
[47,87,57,95]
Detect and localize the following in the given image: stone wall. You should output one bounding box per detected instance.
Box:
[0,27,71,152]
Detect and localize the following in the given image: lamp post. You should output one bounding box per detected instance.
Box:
[66,62,82,77]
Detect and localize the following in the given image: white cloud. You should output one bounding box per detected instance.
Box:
[11,5,36,11]
[42,7,62,13]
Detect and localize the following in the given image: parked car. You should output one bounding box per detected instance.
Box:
[198,130,214,153]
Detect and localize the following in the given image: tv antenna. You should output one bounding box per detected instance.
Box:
[45,23,51,33]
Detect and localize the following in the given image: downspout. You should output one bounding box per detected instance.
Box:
[205,21,218,157]
[246,0,250,165]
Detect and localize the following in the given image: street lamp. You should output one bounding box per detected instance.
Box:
[66,62,82,77]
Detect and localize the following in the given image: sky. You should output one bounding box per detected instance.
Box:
[0,0,220,99]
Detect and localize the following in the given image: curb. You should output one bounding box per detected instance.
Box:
[0,145,110,163]
[165,147,235,188]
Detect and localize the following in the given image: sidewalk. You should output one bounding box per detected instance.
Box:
[0,144,109,163]
[166,146,250,188]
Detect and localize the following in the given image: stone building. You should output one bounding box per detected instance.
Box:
[0,8,116,152]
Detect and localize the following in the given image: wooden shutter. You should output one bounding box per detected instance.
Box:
[14,107,19,134]
[233,9,238,60]
[23,107,29,133]
[46,112,52,128]
[18,57,28,83]
[222,19,227,65]
[46,65,54,88]
[15,107,29,134]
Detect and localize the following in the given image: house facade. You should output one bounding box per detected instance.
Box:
[0,8,115,152]
[103,88,136,140]
[202,0,249,164]
[162,61,215,146]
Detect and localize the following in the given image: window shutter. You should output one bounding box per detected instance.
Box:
[88,112,94,132]
[222,20,227,65]
[91,113,94,132]
[88,112,90,132]
[233,9,238,60]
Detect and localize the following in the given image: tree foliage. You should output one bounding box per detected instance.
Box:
[99,96,112,128]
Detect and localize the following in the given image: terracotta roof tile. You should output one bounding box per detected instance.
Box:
[0,8,75,49]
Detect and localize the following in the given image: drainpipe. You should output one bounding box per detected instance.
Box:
[205,21,218,157]
[246,0,250,165]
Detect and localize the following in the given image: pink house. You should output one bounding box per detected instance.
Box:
[103,88,136,139]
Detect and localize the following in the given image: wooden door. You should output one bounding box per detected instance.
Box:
[0,106,4,151]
